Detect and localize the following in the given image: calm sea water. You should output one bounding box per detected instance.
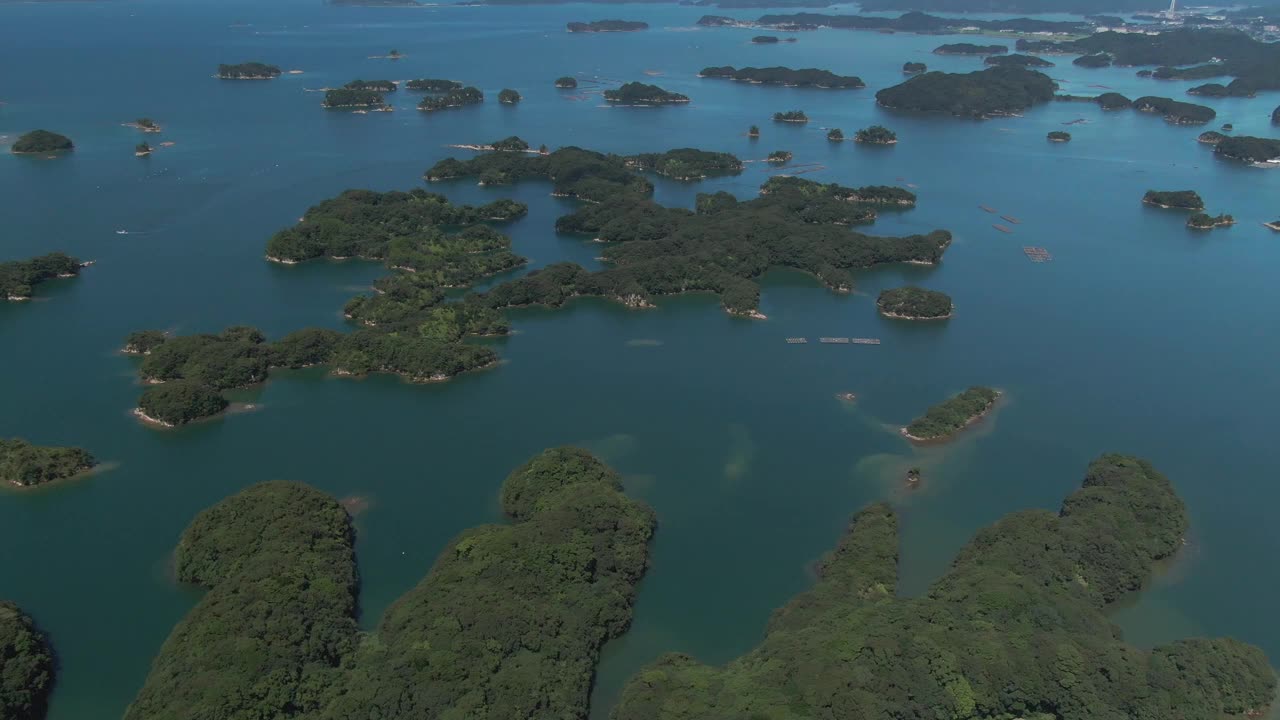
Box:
[2,1,1279,717]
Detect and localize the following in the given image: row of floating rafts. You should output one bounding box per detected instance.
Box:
[785,337,881,345]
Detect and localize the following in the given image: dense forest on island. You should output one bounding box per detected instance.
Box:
[903,61,927,74]
[1143,190,1205,210]
[625,148,744,180]
[699,66,864,88]
[566,19,648,31]
[345,79,397,92]
[1187,213,1235,229]
[611,454,1277,720]
[323,88,386,108]
[984,53,1053,68]
[934,42,1006,55]
[877,286,952,319]
[0,438,96,487]
[217,62,281,79]
[875,66,1056,118]
[604,82,689,104]
[1,252,83,300]
[0,601,55,720]
[1073,52,1112,67]
[773,110,808,122]
[405,78,462,92]
[555,76,578,88]
[855,125,897,144]
[1133,96,1215,125]
[11,130,73,154]
[1214,135,1280,162]
[418,86,484,111]
[498,88,522,104]
[1096,91,1132,110]
[124,448,656,720]
[904,386,999,440]
[1048,130,1071,141]
[857,0,1161,13]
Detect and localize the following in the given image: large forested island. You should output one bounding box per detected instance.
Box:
[876,286,953,319]
[859,0,1158,12]
[698,65,864,88]
[566,19,648,32]
[612,454,1278,720]
[875,66,1056,119]
[123,447,656,720]
[405,78,462,92]
[625,148,743,180]
[1133,96,1215,125]
[2,252,84,301]
[418,86,483,111]
[0,438,96,488]
[903,386,999,441]
[344,79,396,92]
[0,601,55,720]
[604,82,689,105]
[1143,190,1204,210]
[216,62,281,79]
[323,88,387,109]
[11,130,74,154]
[1213,135,1280,163]
[934,42,1006,55]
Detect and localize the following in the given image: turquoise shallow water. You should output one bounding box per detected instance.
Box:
[2,1,1279,717]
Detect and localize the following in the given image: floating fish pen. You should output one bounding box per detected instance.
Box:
[767,162,822,174]
[979,205,997,213]
[1000,215,1021,224]
[1023,246,1052,262]
[784,166,827,176]
[851,338,880,345]
[819,337,851,344]
[785,337,808,344]
[993,224,1013,233]
[815,337,881,345]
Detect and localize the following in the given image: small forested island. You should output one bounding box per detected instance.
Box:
[1143,190,1204,210]
[625,148,743,180]
[1273,105,1280,125]
[875,67,1056,119]
[405,78,462,92]
[855,125,896,144]
[773,110,808,122]
[699,66,864,89]
[418,86,484,111]
[1,252,84,301]
[984,53,1054,68]
[748,124,760,137]
[1213,135,1280,163]
[1197,130,1227,144]
[1096,91,1132,110]
[612,454,1279,720]
[554,76,578,88]
[1187,83,1238,98]
[902,386,999,441]
[604,82,689,105]
[344,79,396,92]
[1187,213,1235,230]
[766,149,793,163]
[1048,130,1071,142]
[903,61,926,74]
[1074,52,1112,68]
[876,286,952,320]
[0,601,55,720]
[216,62,281,80]
[11,130,73,154]
[827,128,843,141]
[752,35,780,43]
[933,42,1006,56]
[0,438,96,488]
[497,88,521,104]
[127,117,162,133]
[1133,96,1216,125]
[323,88,387,109]
[135,142,153,157]
[566,19,649,32]
[123,447,656,720]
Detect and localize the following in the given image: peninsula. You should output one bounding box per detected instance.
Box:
[1197,130,1227,144]
[216,62,281,79]
[1213,135,1280,163]
[876,286,953,319]
[603,82,689,105]
[1187,213,1235,229]
[1,252,84,301]
[11,130,73,154]
[1096,91,1132,110]
[902,386,999,442]
[0,601,54,720]
[875,67,1056,119]
[418,86,484,111]
[1074,52,1112,67]
[934,43,1007,55]
[0,438,96,487]
[773,110,808,122]
[698,66,864,89]
[854,125,897,144]
[567,19,648,32]
[1143,190,1204,210]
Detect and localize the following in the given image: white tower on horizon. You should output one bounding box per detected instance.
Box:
[1167,0,1178,17]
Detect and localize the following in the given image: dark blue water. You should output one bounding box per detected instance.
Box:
[2,1,1279,717]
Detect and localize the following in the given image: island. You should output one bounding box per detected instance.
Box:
[498,88,521,104]
[0,438,96,488]
[0,601,54,720]
[1266,220,1280,232]
[344,79,397,92]
[905,466,921,488]
[1187,213,1235,230]
[877,286,952,319]
[405,78,462,92]
[875,67,1056,119]
[1274,105,1280,125]
[766,149,792,163]
[1096,91,1132,110]
[984,53,1054,68]
[1048,130,1071,142]
[323,88,387,109]
[854,125,897,144]
[1074,52,1112,68]
[903,61,926,75]
[123,329,168,355]
[1187,83,1238,98]
[902,386,999,442]
[933,43,1007,56]
[123,448,656,720]
[603,82,689,105]
[216,62,281,80]
[418,86,484,111]
[827,128,843,141]
[136,380,229,427]
[625,148,743,180]
[2,252,84,301]
[751,35,780,43]
[11,130,73,154]
[1197,130,1227,144]
[566,19,649,32]
[773,110,808,123]
[698,66,864,89]
[135,142,152,157]
[611,454,1278,720]
[555,76,578,89]
[748,124,760,137]
[1133,96,1216,125]
[126,117,162,133]
[1143,190,1204,210]
[1213,135,1280,163]
[750,12,1086,35]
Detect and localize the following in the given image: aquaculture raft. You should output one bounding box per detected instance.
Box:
[785,337,808,344]
[1023,246,1052,262]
